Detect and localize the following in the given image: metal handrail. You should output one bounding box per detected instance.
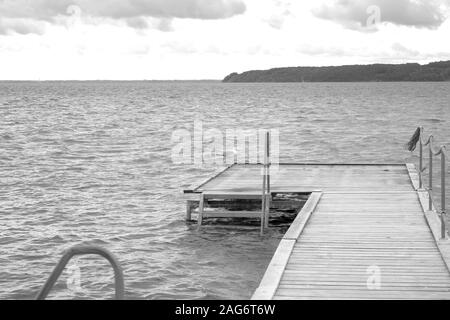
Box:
[410,127,447,239]
[36,245,125,300]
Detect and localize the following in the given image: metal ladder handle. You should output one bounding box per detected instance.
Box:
[36,245,125,300]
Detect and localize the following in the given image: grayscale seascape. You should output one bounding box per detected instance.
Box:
[2,0,450,304]
[1,81,449,299]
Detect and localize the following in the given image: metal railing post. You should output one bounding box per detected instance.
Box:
[429,140,433,211]
[419,137,423,189]
[441,150,446,239]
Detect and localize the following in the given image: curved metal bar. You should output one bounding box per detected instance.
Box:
[422,135,433,146]
[36,245,125,300]
[420,127,447,156]
[434,145,447,157]
[420,127,433,146]
[429,138,446,157]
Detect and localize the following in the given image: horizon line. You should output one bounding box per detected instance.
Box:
[2,60,449,82]
[0,79,223,82]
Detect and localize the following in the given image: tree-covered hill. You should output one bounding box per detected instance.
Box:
[223,61,450,82]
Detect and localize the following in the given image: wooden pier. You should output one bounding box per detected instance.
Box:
[184,163,450,300]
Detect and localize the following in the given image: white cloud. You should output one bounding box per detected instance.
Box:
[0,0,449,80]
[0,18,46,35]
[0,0,246,34]
[313,0,450,31]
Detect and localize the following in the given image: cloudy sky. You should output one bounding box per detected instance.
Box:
[1,0,450,80]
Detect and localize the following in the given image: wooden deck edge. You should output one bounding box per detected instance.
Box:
[234,162,406,166]
[197,189,322,193]
[251,192,323,300]
[183,164,235,193]
[324,191,416,194]
[406,163,421,190]
[408,163,450,274]
[416,190,450,274]
[184,163,407,194]
[417,190,450,272]
[283,192,323,240]
[251,239,296,300]
[407,163,441,240]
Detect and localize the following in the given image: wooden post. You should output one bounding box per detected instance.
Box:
[197,194,205,230]
[186,201,193,221]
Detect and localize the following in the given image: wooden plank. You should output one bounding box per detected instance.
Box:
[291,249,440,254]
[202,211,262,218]
[295,242,437,246]
[277,283,450,290]
[283,269,450,275]
[252,192,323,299]
[288,253,442,259]
[275,287,450,296]
[292,245,438,250]
[283,192,322,240]
[274,296,450,300]
[275,286,450,295]
[251,239,296,300]
[197,225,264,231]
[183,164,234,193]
[282,271,450,278]
[203,191,265,200]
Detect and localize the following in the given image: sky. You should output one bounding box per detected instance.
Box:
[1,0,450,80]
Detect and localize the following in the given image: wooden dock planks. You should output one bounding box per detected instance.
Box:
[250,164,450,300]
[185,164,413,194]
[273,192,450,299]
[185,163,450,299]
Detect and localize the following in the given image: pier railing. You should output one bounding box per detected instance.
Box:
[409,127,448,239]
[36,245,125,300]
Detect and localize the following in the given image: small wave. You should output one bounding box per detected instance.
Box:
[424,118,445,123]
[0,133,13,140]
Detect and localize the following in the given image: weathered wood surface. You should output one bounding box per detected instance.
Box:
[253,192,323,299]
[187,164,412,193]
[248,164,450,300]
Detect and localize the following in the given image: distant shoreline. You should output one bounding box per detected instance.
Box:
[1,79,450,83]
[223,60,450,83]
[0,79,222,82]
